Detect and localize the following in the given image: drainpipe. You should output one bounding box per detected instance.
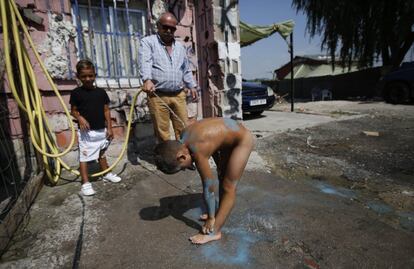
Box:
[146,0,152,35]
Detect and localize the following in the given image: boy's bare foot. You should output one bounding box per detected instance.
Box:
[189,232,222,244]
[199,214,208,220]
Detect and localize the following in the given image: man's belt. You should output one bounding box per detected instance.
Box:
[155,89,184,95]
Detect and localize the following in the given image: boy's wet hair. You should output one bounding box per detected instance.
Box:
[154,140,183,174]
[76,59,95,74]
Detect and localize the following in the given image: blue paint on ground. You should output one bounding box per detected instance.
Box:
[183,207,203,223]
[200,228,259,266]
[223,118,240,131]
[397,212,414,231]
[237,185,257,194]
[315,182,356,199]
[366,201,393,214]
[398,211,414,218]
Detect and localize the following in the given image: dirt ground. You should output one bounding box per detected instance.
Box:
[267,101,414,225]
[1,101,414,269]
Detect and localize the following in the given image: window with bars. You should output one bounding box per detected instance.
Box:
[72,1,147,78]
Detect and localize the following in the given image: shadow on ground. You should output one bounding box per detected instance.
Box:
[140,193,203,231]
[127,122,157,166]
[242,113,266,121]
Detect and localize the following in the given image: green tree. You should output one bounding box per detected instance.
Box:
[292,0,414,69]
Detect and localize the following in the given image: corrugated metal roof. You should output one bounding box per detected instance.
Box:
[286,63,360,78]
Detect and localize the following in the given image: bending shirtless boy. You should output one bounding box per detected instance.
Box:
[154,118,254,244]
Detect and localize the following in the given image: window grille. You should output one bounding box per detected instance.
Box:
[72,0,147,78]
[0,102,36,222]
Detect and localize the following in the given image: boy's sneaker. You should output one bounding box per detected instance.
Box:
[103,172,122,183]
[81,182,96,196]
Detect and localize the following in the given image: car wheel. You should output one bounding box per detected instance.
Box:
[251,110,264,116]
[384,82,410,104]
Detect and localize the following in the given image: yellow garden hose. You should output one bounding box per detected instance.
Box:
[1,0,142,184]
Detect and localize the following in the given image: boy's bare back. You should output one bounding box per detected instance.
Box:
[180,118,251,159]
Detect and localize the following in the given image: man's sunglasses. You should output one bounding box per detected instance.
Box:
[160,24,176,32]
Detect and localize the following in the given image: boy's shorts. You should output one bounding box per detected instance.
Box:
[78,129,107,162]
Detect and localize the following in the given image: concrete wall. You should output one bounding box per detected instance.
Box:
[2,0,84,147]
[1,0,245,164]
[277,67,382,100]
[194,0,242,119]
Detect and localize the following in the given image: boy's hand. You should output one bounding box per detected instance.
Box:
[202,217,215,234]
[106,127,114,140]
[78,116,90,131]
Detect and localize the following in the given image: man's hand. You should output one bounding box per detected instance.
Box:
[78,116,90,132]
[106,127,114,140]
[143,80,155,93]
[189,88,198,101]
[202,217,215,234]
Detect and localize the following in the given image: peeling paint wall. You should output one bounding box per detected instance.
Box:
[2,0,232,147]
[1,1,79,143]
[151,0,168,26]
[194,0,242,119]
[39,14,76,79]
[11,0,77,90]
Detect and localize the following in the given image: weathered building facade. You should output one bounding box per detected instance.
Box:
[0,0,242,252]
[2,0,242,148]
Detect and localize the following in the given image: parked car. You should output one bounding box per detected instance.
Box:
[242,81,276,116]
[379,62,414,104]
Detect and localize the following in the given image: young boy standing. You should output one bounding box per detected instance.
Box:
[154,118,255,244]
[70,60,121,196]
